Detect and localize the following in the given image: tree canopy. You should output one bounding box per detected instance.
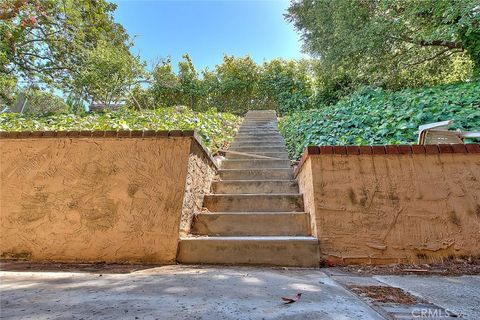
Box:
[0,0,143,105]
[141,55,315,115]
[286,0,479,100]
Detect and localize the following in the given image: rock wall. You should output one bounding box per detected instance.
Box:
[296,145,480,264]
[180,137,217,236]
[0,132,214,264]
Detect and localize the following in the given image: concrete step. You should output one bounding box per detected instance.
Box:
[191,212,310,236]
[229,146,286,153]
[177,236,319,267]
[241,122,276,125]
[203,194,304,212]
[240,119,278,128]
[231,141,286,148]
[238,129,278,133]
[238,129,280,134]
[242,121,276,124]
[225,151,289,160]
[221,159,291,169]
[237,128,280,136]
[233,137,285,142]
[219,168,293,180]
[212,180,298,194]
[234,134,285,140]
[240,125,277,129]
[245,113,276,117]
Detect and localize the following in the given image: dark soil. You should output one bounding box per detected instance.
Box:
[348,285,423,304]
[339,256,480,276]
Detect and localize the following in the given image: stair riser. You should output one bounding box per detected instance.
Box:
[229,147,286,153]
[231,141,286,148]
[235,135,285,140]
[238,130,280,134]
[221,160,291,169]
[219,170,293,180]
[204,195,304,212]
[212,180,298,194]
[177,239,319,267]
[236,130,281,134]
[226,152,289,160]
[192,213,310,236]
[240,125,277,129]
[233,137,285,142]
[242,122,276,125]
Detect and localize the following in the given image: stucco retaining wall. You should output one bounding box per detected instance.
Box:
[0,131,216,264]
[296,144,480,265]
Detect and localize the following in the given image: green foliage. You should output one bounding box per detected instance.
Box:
[209,55,260,113]
[286,0,479,103]
[150,58,182,107]
[22,89,68,114]
[279,81,480,159]
[259,59,315,115]
[0,107,242,153]
[144,55,315,115]
[1,0,141,105]
[73,40,145,106]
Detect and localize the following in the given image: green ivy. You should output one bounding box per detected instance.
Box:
[279,81,480,159]
[0,107,242,153]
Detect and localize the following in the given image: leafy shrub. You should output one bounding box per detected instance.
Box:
[0,107,242,153]
[279,81,480,159]
[23,90,69,114]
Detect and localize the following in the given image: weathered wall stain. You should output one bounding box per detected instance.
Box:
[0,137,199,264]
[297,153,480,264]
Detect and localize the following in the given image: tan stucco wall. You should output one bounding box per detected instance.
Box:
[297,153,480,264]
[296,159,317,237]
[0,136,197,264]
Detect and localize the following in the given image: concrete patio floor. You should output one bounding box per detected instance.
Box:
[0,265,478,319]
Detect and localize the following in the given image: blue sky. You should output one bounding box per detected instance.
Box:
[112,0,303,71]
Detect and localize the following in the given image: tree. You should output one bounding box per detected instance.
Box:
[259,59,314,114]
[22,89,68,113]
[1,0,131,92]
[72,40,145,107]
[178,54,202,108]
[213,55,260,113]
[286,0,479,100]
[150,58,181,107]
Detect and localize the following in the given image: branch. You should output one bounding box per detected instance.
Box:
[402,48,461,67]
[393,35,462,50]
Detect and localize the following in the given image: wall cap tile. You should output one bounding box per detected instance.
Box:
[0,130,202,139]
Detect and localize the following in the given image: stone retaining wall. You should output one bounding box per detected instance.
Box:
[296,144,480,265]
[0,130,216,264]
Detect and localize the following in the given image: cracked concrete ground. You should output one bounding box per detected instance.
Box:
[374,275,480,319]
[1,265,479,320]
[1,265,382,320]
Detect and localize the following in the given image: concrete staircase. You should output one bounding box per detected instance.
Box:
[177,110,319,267]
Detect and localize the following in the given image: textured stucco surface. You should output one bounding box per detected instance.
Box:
[0,137,193,264]
[297,153,480,264]
[180,140,217,236]
[296,158,317,237]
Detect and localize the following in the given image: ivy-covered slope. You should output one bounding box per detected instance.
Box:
[0,107,242,153]
[279,82,480,160]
